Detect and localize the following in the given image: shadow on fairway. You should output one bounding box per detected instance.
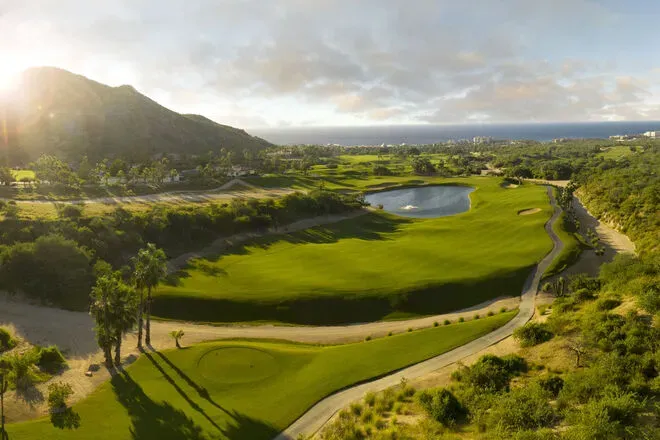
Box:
[112,366,278,440]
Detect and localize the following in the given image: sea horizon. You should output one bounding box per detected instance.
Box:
[251,121,660,146]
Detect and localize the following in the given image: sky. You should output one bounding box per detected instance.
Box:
[1,0,660,128]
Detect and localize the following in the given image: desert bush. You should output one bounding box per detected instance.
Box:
[452,354,527,392]
[364,391,377,407]
[47,381,74,410]
[595,297,621,311]
[349,402,362,417]
[416,388,465,426]
[487,384,556,431]
[514,322,554,347]
[0,327,16,352]
[443,319,451,325]
[538,375,564,398]
[34,345,67,373]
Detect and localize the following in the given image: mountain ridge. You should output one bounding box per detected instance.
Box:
[0,67,272,164]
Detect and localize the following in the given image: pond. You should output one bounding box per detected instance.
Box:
[365,185,474,218]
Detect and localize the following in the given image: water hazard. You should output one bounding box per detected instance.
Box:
[365,185,474,218]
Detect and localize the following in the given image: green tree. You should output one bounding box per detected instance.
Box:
[0,168,14,186]
[132,243,167,348]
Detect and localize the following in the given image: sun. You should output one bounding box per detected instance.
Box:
[0,69,20,94]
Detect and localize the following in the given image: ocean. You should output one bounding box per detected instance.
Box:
[251,121,660,146]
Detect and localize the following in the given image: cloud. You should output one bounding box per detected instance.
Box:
[0,0,659,126]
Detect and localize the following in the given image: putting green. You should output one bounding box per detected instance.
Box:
[7,311,516,440]
[197,347,280,384]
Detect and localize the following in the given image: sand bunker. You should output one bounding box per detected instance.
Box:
[501,183,519,189]
[518,208,541,215]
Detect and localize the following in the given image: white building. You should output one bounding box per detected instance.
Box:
[473,136,493,144]
[643,131,659,138]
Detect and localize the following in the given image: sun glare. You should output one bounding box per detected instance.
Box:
[0,70,20,94]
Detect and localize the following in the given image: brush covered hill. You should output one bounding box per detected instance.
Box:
[0,67,272,163]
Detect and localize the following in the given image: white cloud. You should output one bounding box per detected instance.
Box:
[0,0,659,126]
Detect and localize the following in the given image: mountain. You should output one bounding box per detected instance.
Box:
[0,67,272,164]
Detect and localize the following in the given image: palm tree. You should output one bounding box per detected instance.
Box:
[133,243,167,348]
[108,280,139,366]
[169,330,185,349]
[90,275,116,368]
[91,273,138,366]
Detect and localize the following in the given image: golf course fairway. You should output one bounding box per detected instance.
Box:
[8,311,515,440]
[155,178,552,324]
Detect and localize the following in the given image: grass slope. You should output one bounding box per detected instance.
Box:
[156,178,552,324]
[8,311,515,440]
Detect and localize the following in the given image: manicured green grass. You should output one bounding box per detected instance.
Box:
[8,311,515,440]
[597,146,636,160]
[10,169,36,180]
[155,178,552,324]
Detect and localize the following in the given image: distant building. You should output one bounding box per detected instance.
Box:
[552,138,568,143]
[473,136,493,144]
[227,165,257,177]
[643,131,659,138]
[609,135,633,141]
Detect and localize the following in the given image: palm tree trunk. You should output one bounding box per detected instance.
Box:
[145,287,152,346]
[1,376,5,438]
[114,332,122,366]
[137,290,144,349]
[175,338,181,349]
[104,344,113,368]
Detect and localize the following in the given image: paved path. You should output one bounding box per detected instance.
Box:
[274,186,564,440]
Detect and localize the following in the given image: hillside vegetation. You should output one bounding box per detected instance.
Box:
[0,67,271,164]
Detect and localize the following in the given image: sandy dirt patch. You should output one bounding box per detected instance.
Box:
[501,183,519,188]
[518,208,541,215]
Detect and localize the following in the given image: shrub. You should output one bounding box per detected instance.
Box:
[364,391,377,407]
[455,354,528,392]
[349,402,362,416]
[416,388,465,426]
[387,331,392,337]
[360,409,374,424]
[595,298,621,311]
[514,322,554,347]
[407,327,413,332]
[538,375,564,398]
[364,335,372,341]
[0,327,17,352]
[487,384,555,431]
[443,319,451,325]
[374,396,393,415]
[48,381,74,410]
[433,321,439,327]
[474,314,480,320]
[487,310,495,317]
[458,317,465,323]
[393,402,404,414]
[573,288,595,303]
[500,307,507,313]
[34,345,67,374]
